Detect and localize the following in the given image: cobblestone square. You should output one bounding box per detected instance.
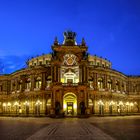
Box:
[0,116,139,140]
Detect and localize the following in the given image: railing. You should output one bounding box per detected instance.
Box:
[34,88,41,91]
[62,83,78,86]
[25,89,30,92]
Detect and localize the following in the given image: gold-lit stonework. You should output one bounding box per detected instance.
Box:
[0,31,140,117]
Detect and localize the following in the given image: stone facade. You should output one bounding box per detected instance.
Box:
[0,31,140,117]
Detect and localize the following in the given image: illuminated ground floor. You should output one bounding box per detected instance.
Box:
[0,91,139,117]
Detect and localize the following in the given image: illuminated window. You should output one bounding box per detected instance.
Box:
[116,81,119,91]
[17,80,22,90]
[26,78,31,89]
[35,77,41,89]
[98,78,103,89]
[107,79,112,90]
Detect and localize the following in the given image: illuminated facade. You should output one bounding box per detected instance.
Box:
[0,31,140,117]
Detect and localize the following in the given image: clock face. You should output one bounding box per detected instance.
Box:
[67,57,73,65]
[63,54,77,66]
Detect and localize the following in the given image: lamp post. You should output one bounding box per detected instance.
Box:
[118,101,123,115]
[109,101,115,115]
[126,102,129,115]
[35,100,42,116]
[130,102,134,114]
[7,102,11,116]
[2,103,6,114]
[98,100,104,115]
[14,101,19,115]
[24,101,29,116]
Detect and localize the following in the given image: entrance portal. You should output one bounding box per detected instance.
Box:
[63,93,77,116]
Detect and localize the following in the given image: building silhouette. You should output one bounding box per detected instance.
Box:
[0,31,140,117]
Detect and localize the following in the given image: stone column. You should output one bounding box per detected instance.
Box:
[79,65,82,83]
[93,73,98,90]
[50,89,56,115]
[58,66,61,82]
[51,65,54,82]
[112,77,115,91]
[104,75,107,90]
[41,73,46,90]
[31,75,35,91]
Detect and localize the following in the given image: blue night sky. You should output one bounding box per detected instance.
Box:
[0,0,140,75]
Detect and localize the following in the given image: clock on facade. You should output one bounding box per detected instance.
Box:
[63,54,77,66]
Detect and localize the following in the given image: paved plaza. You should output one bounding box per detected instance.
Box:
[0,116,140,140]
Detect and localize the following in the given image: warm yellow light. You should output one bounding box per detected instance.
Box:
[130,102,134,106]
[47,99,51,106]
[110,101,115,105]
[19,109,22,113]
[14,101,19,106]
[134,102,137,105]
[74,103,77,109]
[119,101,123,105]
[3,103,6,107]
[98,100,104,105]
[126,102,129,106]
[24,101,29,106]
[35,100,42,105]
[7,102,11,106]
[89,99,93,106]
[61,78,64,83]
[63,103,67,109]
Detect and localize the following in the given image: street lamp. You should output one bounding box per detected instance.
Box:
[130,102,134,113]
[126,102,130,115]
[118,101,123,115]
[98,100,104,115]
[24,101,29,115]
[109,101,115,115]
[14,101,19,115]
[7,102,11,116]
[35,100,42,116]
[2,103,6,114]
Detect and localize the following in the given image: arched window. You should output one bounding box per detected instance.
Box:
[46,76,51,88]
[12,82,16,91]
[116,81,119,91]
[107,79,112,90]
[35,77,41,89]
[17,80,22,91]
[98,78,103,89]
[88,99,93,106]
[122,83,125,92]
[26,78,31,90]
[0,84,3,92]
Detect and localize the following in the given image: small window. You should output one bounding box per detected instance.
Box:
[39,61,42,65]
[97,62,100,66]
[0,85,2,92]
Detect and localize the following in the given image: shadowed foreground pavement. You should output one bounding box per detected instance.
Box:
[27,120,114,140]
[0,116,140,140]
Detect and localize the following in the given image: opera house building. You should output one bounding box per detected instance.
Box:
[0,31,140,117]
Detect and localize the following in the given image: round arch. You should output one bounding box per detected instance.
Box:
[63,92,77,116]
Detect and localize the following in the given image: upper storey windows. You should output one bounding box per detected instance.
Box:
[28,54,51,68]
[88,55,111,69]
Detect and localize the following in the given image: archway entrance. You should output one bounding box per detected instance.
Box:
[63,93,77,116]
